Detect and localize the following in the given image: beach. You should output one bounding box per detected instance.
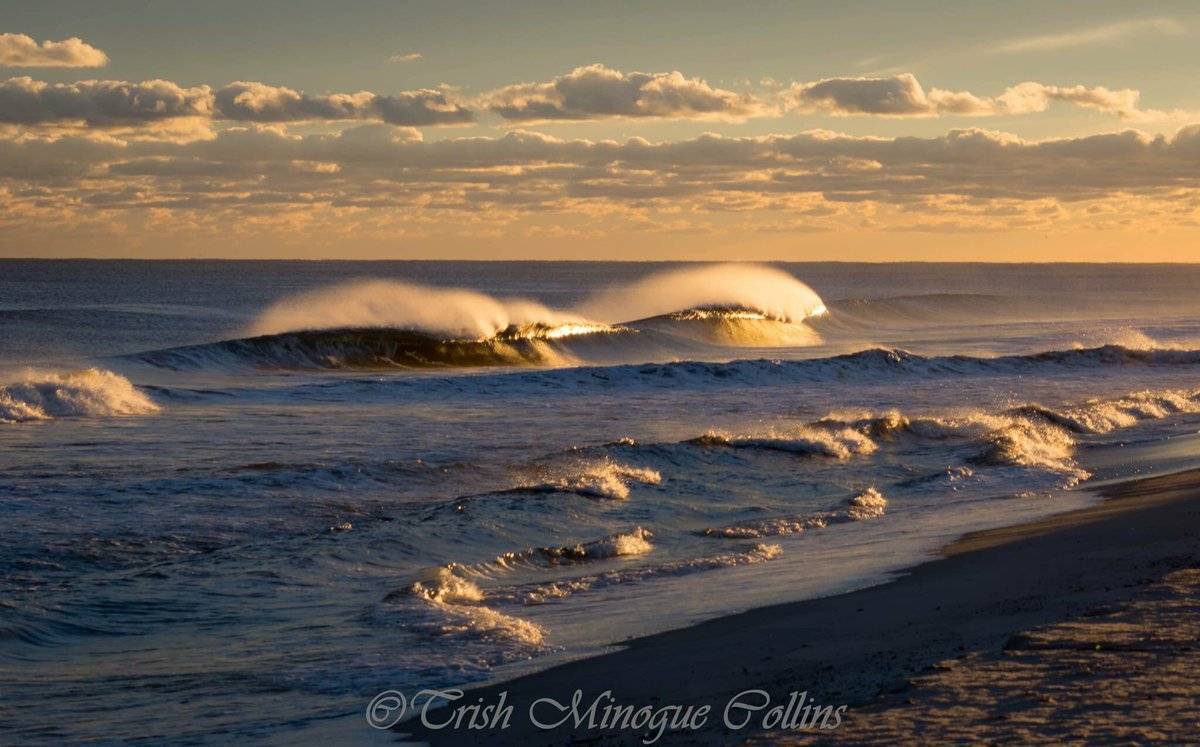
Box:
[400,467,1200,745]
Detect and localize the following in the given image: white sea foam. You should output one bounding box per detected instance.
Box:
[568,527,655,559]
[693,425,878,459]
[456,528,656,577]
[845,487,888,521]
[508,543,783,605]
[395,526,657,644]
[703,517,819,539]
[1070,327,1199,352]
[704,488,888,539]
[399,567,545,646]
[0,369,159,423]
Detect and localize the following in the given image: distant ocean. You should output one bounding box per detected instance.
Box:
[4,260,1200,742]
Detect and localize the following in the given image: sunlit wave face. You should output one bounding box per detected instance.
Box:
[498,322,627,341]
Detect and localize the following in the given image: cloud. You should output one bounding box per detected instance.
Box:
[991,17,1185,53]
[997,82,1143,118]
[0,70,1175,133]
[8,122,1200,249]
[788,73,1154,120]
[214,81,473,125]
[0,78,473,127]
[0,76,212,126]
[486,64,769,121]
[214,81,373,122]
[7,121,1200,207]
[388,52,422,63]
[373,90,474,126]
[0,33,108,67]
[789,74,993,117]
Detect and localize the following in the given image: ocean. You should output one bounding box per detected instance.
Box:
[3,260,1200,743]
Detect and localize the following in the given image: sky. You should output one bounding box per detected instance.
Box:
[3,1,1200,260]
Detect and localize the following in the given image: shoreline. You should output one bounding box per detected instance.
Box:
[396,468,1200,745]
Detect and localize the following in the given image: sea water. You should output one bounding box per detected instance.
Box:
[3,260,1200,742]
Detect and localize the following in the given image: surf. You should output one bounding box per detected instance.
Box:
[124,264,829,371]
[0,368,159,423]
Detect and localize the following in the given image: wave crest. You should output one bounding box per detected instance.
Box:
[248,279,595,340]
[578,264,827,325]
[454,528,655,577]
[0,369,159,423]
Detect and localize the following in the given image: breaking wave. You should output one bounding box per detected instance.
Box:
[684,387,1200,490]
[497,459,663,501]
[393,568,546,647]
[689,425,878,459]
[248,279,595,340]
[578,264,827,325]
[452,528,656,578]
[0,369,159,423]
[126,264,831,370]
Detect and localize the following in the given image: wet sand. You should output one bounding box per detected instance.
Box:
[399,469,1200,745]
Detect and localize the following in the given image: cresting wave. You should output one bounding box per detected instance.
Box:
[490,459,663,501]
[690,426,878,459]
[125,264,829,370]
[397,567,547,647]
[0,369,159,423]
[453,528,656,577]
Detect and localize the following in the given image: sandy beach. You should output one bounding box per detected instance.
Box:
[400,468,1200,745]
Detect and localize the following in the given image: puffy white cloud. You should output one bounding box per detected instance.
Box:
[214,81,473,125]
[0,76,212,125]
[0,33,108,67]
[486,64,769,121]
[388,52,422,63]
